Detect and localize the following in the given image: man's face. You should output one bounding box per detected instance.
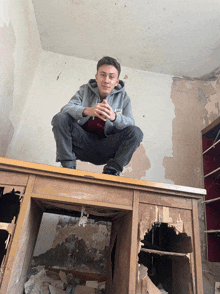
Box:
[95,65,119,99]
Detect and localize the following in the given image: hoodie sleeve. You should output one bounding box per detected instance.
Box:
[60,85,87,120]
[110,92,135,129]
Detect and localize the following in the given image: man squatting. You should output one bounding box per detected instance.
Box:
[51,56,143,176]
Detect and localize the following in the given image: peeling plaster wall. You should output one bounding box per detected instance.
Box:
[203,78,220,124]
[33,213,111,275]
[164,79,205,189]
[164,75,220,188]
[165,75,220,294]
[0,0,42,157]
[34,213,111,256]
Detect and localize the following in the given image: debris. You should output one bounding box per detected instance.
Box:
[24,268,50,294]
[142,274,161,294]
[78,206,89,227]
[74,285,96,294]
[159,289,168,294]
[66,274,81,286]
[59,270,68,284]
[24,266,106,294]
[86,281,98,288]
[24,268,65,294]
[138,264,148,281]
[66,285,76,293]
[138,265,169,294]
[97,281,105,290]
[49,285,66,294]
[157,284,169,294]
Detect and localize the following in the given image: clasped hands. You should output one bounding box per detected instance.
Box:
[83,99,116,122]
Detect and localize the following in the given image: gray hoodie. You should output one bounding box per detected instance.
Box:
[61,79,135,136]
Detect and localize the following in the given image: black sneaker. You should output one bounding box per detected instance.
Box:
[102,166,120,176]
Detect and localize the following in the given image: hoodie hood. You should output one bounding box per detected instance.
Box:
[88,79,125,97]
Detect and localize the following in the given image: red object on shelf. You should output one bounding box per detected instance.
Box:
[202,117,220,262]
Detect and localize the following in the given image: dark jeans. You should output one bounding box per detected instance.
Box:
[51,112,143,172]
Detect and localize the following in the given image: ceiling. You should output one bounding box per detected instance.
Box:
[32,0,220,78]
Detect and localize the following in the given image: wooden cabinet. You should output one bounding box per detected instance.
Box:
[202,117,220,262]
[0,157,205,294]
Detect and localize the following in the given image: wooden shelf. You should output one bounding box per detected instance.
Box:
[204,166,220,178]
[0,223,15,235]
[202,117,220,136]
[202,197,220,204]
[203,139,220,155]
[140,248,189,258]
[204,230,220,234]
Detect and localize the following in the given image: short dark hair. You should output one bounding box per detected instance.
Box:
[97,56,121,77]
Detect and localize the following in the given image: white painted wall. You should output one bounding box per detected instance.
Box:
[124,69,174,182]
[6,51,174,183]
[32,0,220,77]
[0,0,42,156]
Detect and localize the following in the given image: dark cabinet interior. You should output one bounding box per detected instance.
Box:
[202,117,220,262]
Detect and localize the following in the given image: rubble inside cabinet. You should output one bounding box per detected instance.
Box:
[0,187,22,285]
[23,205,127,294]
[24,266,105,294]
[137,220,194,294]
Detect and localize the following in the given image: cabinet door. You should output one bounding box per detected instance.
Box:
[138,203,196,294]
